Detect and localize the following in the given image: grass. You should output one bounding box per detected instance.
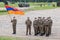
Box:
[0,36,41,40]
[0,2,18,7]
[27,6,57,11]
[0,10,7,15]
[0,2,57,7]
[0,36,26,40]
[0,36,16,40]
[0,2,58,15]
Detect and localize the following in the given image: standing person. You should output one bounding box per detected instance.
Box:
[47,17,53,35]
[42,17,46,35]
[44,17,53,37]
[11,16,17,34]
[25,17,32,35]
[37,17,44,36]
[39,17,44,36]
[33,18,38,36]
[44,18,49,36]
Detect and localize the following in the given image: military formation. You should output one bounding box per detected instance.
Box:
[25,17,53,37]
[11,16,53,37]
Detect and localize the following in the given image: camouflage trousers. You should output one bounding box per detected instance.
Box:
[33,25,38,35]
[26,25,31,35]
[13,25,16,33]
[45,25,49,35]
[39,25,44,34]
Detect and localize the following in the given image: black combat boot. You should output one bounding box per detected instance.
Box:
[46,34,49,37]
[40,33,44,36]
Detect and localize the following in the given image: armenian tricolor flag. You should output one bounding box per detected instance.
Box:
[5,5,24,15]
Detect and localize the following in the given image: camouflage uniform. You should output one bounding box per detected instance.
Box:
[37,17,44,35]
[42,17,46,35]
[44,17,52,36]
[48,17,53,35]
[25,17,32,35]
[11,17,17,34]
[33,18,38,35]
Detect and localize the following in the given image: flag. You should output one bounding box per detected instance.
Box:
[5,5,24,15]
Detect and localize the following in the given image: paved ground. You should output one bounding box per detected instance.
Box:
[0,8,60,40]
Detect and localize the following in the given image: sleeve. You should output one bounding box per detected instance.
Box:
[11,20,13,22]
[25,21,27,24]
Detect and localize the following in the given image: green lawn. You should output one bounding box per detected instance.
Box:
[0,2,58,15]
[0,37,16,40]
[0,36,41,40]
[0,2,57,7]
[0,36,25,40]
[0,2,18,7]
[0,10,7,15]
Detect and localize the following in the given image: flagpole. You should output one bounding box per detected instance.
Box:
[4,2,12,20]
[7,12,12,20]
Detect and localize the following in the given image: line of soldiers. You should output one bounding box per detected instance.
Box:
[11,16,53,37]
[25,17,53,37]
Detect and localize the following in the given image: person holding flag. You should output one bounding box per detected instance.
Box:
[11,16,17,34]
[5,2,24,15]
[4,2,24,34]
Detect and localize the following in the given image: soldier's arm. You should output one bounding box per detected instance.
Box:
[25,21,27,24]
[16,20,17,23]
[31,21,32,24]
[11,20,13,22]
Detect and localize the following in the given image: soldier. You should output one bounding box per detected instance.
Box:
[47,17,53,35]
[44,17,52,37]
[25,17,32,35]
[44,18,49,36]
[33,18,38,36]
[37,17,44,36]
[11,17,17,34]
[42,17,46,35]
[37,17,41,35]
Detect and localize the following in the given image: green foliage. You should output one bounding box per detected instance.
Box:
[0,0,60,2]
[0,2,57,15]
[0,37,14,40]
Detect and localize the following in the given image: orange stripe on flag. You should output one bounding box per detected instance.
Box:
[8,10,24,15]
[8,10,15,14]
[15,11,24,15]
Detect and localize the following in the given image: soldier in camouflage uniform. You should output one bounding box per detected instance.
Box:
[11,17,17,34]
[40,17,44,36]
[44,17,52,36]
[25,17,32,35]
[33,18,38,36]
[37,17,41,34]
[42,17,46,35]
[47,17,53,35]
[44,17,49,36]
[37,17,44,36]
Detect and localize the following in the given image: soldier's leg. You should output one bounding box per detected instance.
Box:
[40,27,42,36]
[26,26,28,35]
[45,26,47,36]
[40,26,44,36]
[14,26,16,34]
[37,26,40,34]
[45,26,49,37]
[43,26,45,34]
[13,25,16,34]
[37,26,39,34]
[50,27,51,35]
[29,26,31,35]
[48,26,51,35]
[35,26,38,35]
[45,26,48,36]
[34,26,37,35]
